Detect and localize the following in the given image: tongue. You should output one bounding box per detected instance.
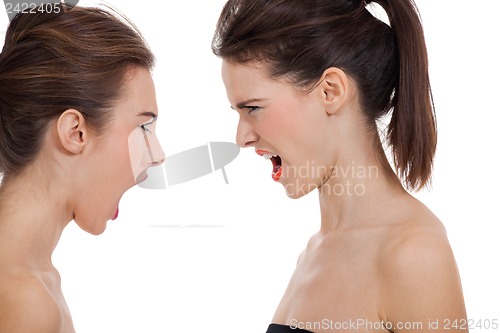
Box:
[272,166,282,182]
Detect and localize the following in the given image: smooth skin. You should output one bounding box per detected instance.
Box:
[222,60,467,333]
[0,67,164,333]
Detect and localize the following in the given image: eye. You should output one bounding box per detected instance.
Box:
[140,117,156,134]
[140,123,152,133]
[246,106,261,114]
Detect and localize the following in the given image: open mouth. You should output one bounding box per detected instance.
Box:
[256,150,283,181]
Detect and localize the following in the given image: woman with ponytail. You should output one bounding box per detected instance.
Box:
[213,0,467,332]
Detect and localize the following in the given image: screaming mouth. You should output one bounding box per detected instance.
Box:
[256,150,282,181]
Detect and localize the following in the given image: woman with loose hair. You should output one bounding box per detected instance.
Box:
[0,4,164,332]
[213,0,467,332]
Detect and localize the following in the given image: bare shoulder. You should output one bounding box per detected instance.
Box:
[0,272,62,333]
[380,211,456,288]
[381,199,451,265]
[378,197,468,332]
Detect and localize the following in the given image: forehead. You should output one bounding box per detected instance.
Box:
[222,60,271,88]
[221,60,294,105]
[114,67,157,116]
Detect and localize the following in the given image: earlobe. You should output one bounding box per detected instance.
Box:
[318,67,350,115]
[57,109,87,154]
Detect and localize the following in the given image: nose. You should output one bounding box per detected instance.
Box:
[235,117,258,148]
[148,134,165,166]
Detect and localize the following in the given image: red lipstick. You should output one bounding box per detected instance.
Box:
[272,166,282,182]
[112,207,119,220]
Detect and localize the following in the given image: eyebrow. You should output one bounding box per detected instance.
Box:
[138,111,158,118]
[232,98,269,110]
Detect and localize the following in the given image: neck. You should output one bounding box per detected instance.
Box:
[0,168,73,270]
[317,137,405,233]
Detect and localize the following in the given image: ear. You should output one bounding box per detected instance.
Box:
[56,109,87,154]
[316,67,350,116]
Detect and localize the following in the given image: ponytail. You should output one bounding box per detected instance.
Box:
[373,0,437,190]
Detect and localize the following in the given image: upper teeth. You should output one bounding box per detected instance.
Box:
[263,153,277,160]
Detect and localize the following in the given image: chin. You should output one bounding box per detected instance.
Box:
[85,225,107,236]
[285,191,307,199]
[74,216,108,235]
[283,180,317,199]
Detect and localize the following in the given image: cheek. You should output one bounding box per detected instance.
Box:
[281,103,333,183]
[264,102,303,140]
[273,102,323,154]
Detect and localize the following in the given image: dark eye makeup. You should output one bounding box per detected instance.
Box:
[245,106,261,114]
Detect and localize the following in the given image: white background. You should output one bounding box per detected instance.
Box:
[1,1,499,332]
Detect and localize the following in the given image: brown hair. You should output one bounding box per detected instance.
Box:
[212,0,436,191]
[0,4,154,178]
